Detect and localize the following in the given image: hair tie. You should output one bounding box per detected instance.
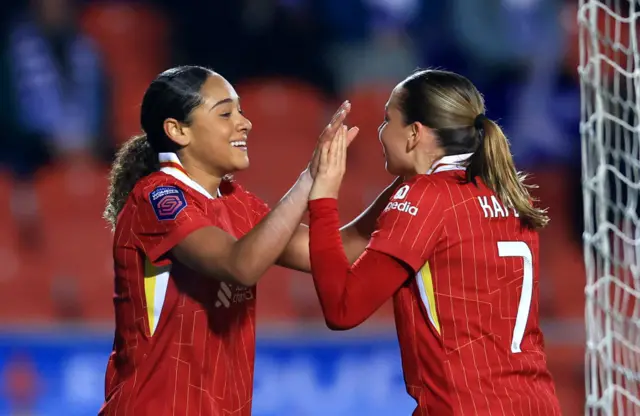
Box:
[474,114,487,141]
[474,114,487,129]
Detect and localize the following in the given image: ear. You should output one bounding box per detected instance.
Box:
[405,122,427,152]
[163,118,191,147]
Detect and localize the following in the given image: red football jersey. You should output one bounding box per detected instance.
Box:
[367,154,561,416]
[100,154,269,416]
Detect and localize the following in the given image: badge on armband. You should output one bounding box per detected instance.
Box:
[150,186,187,221]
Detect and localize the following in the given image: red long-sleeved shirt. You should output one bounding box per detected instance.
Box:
[308,164,560,415]
[308,198,410,329]
[102,169,269,416]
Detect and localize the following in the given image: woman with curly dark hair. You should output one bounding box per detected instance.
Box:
[99,65,398,416]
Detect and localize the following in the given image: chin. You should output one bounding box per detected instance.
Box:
[384,160,401,176]
[219,157,250,177]
[234,157,250,172]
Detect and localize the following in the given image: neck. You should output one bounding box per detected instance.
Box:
[412,150,443,177]
[184,163,223,197]
[404,151,473,178]
[158,152,222,199]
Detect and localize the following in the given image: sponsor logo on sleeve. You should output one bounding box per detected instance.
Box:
[150,186,187,221]
[384,200,419,216]
[392,185,410,200]
[385,184,419,216]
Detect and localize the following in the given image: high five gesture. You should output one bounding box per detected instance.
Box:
[310,125,349,201]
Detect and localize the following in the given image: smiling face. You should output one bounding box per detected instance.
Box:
[165,74,252,177]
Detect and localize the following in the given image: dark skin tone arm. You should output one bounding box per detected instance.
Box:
[276,176,402,271]
[171,168,313,287]
[169,102,365,286]
[172,175,401,284]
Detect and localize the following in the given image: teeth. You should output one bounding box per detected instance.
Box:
[231,141,247,147]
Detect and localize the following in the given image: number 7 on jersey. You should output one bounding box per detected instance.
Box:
[497,241,533,354]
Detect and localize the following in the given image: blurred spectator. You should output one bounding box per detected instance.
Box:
[163,0,335,94]
[451,0,568,166]
[0,0,109,250]
[51,276,83,320]
[321,0,419,92]
[79,1,170,146]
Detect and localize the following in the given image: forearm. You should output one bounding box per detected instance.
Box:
[309,198,409,330]
[276,224,356,272]
[277,177,402,272]
[232,171,312,285]
[340,177,402,262]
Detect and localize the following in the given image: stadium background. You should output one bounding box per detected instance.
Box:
[0,0,589,414]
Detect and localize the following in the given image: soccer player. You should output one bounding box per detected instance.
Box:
[99,66,398,415]
[307,69,562,415]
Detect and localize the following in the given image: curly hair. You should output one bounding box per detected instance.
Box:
[103,65,215,229]
[103,135,158,228]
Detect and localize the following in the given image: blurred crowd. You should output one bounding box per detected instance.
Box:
[0,0,588,321]
[0,0,588,324]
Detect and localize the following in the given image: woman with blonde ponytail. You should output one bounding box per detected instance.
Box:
[470,114,549,229]
[306,69,560,415]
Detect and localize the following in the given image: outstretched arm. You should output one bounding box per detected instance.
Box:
[304,134,445,330]
[308,198,411,330]
[169,102,354,287]
[172,170,313,286]
[277,176,403,272]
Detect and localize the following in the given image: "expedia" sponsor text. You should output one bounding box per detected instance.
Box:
[384,201,419,216]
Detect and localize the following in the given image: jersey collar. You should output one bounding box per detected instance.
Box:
[426,153,473,175]
[158,152,221,199]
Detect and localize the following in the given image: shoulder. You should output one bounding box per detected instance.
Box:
[403,171,485,208]
[133,173,198,200]
[378,176,448,227]
[369,176,447,270]
[130,173,207,219]
[388,175,444,207]
[219,179,247,198]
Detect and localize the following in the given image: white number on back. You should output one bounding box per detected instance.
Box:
[497,241,533,354]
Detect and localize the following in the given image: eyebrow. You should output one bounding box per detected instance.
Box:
[209,98,234,111]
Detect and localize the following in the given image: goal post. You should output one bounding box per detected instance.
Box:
[579,0,640,414]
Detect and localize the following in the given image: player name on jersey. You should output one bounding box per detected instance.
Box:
[477,195,519,218]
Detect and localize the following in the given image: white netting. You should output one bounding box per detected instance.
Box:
[579,0,640,414]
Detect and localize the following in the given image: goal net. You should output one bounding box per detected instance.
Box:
[579,0,640,414]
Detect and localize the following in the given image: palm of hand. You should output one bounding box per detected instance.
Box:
[308,101,359,178]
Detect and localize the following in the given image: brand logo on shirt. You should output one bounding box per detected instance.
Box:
[384,200,419,216]
[215,282,254,308]
[150,186,187,221]
[392,184,410,200]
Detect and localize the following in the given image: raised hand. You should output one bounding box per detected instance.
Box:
[308,101,359,178]
[309,125,348,201]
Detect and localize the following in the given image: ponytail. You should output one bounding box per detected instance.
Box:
[467,118,549,229]
[104,134,158,229]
